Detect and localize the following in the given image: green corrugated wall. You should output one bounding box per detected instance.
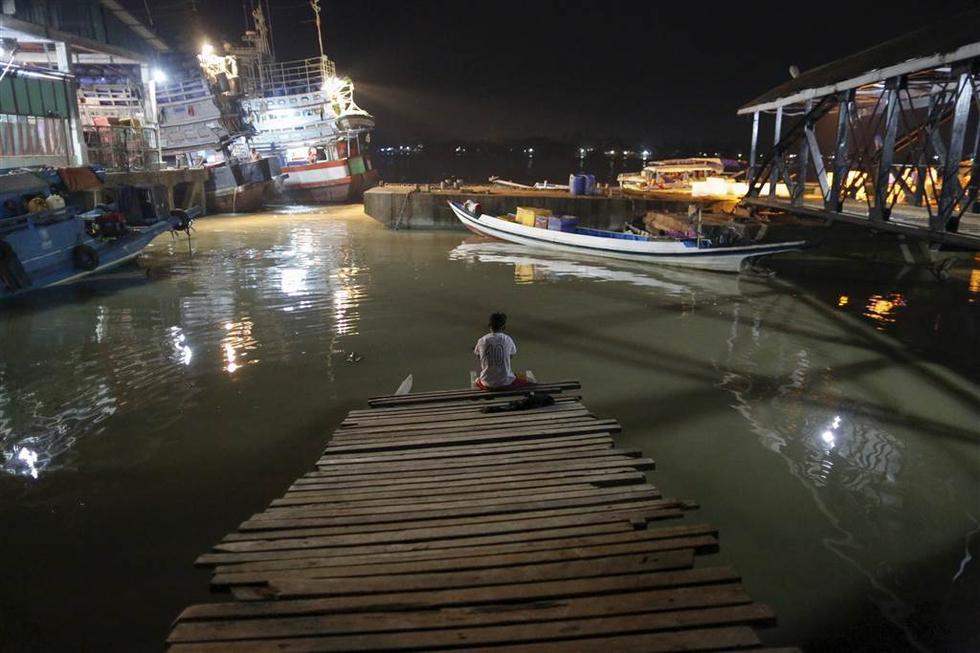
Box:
[0,75,71,118]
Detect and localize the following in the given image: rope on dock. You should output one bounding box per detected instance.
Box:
[165,381,796,652]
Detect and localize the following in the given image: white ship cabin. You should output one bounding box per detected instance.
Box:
[236,55,374,162]
[156,68,233,165]
[619,157,727,189]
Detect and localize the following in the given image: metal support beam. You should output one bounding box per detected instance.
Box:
[794,101,813,206]
[872,77,902,221]
[935,68,974,233]
[827,90,852,211]
[748,111,759,183]
[54,41,88,166]
[805,114,829,201]
[769,106,783,199]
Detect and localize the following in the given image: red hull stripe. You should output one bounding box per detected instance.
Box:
[284,160,350,172]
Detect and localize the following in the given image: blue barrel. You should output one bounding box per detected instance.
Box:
[568,174,587,195]
[584,174,596,195]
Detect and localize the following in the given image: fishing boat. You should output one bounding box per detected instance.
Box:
[448,201,804,273]
[228,2,378,203]
[156,63,281,213]
[0,170,194,299]
[204,158,284,213]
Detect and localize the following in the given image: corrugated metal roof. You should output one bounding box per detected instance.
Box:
[738,9,980,114]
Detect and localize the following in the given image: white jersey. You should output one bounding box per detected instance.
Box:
[473,332,517,388]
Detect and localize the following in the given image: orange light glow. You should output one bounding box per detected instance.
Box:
[863,293,907,329]
[837,295,849,307]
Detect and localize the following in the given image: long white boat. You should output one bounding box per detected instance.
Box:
[448,201,804,273]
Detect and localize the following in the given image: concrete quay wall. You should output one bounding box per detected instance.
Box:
[364,185,696,230]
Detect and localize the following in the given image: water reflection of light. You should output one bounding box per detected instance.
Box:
[220,319,258,375]
[16,447,39,479]
[863,293,907,329]
[330,262,365,337]
[449,242,724,298]
[716,302,926,648]
[95,305,108,343]
[837,295,849,307]
[968,262,980,303]
[169,326,193,366]
[280,267,309,296]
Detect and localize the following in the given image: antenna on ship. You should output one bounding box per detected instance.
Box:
[310,0,325,58]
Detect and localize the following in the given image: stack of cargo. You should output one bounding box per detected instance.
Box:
[514,207,578,232]
[515,206,553,226]
[568,174,597,195]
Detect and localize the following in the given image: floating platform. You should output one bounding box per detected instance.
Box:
[166,382,796,652]
[363,184,733,230]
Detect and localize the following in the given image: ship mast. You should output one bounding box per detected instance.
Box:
[310,0,325,58]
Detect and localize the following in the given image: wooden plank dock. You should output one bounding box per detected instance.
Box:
[166,381,795,652]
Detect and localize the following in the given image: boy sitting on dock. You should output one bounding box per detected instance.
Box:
[473,312,530,390]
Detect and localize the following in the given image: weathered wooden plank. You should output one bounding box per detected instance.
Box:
[202,523,713,568]
[315,434,616,465]
[339,402,586,430]
[319,421,621,456]
[290,463,651,495]
[169,589,768,643]
[367,381,580,407]
[296,456,654,487]
[250,485,660,521]
[200,521,632,565]
[273,474,646,508]
[211,536,717,586]
[183,555,722,619]
[168,624,759,652]
[283,472,643,502]
[237,498,686,533]
[310,448,642,476]
[342,396,582,421]
[222,503,683,543]
[447,626,762,653]
[333,407,592,437]
[211,528,716,576]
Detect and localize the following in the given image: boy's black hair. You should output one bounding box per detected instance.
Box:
[489,312,507,332]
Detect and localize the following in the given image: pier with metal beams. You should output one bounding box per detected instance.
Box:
[740,10,980,249]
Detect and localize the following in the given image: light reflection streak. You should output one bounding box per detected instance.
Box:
[863,293,907,329]
[715,297,926,651]
[220,319,258,375]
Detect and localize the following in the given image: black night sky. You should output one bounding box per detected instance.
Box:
[176,0,978,145]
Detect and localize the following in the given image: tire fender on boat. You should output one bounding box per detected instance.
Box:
[73,244,100,271]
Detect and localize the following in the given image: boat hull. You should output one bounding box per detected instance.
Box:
[206,180,273,214]
[1,213,178,299]
[448,201,804,273]
[279,159,379,203]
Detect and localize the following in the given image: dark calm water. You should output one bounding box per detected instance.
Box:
[374,149,641,186]
[1,207,978,651]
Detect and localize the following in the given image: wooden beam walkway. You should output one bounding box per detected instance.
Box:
[166,381,796,652]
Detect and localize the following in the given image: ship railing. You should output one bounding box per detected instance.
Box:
[241,56,337,99]
[84,125,162,172]
[156,75,212,106]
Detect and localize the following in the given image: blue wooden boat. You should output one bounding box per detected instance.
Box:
[0,170,194,299]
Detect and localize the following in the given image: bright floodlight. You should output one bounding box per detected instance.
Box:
[201,43,215,56]
[152,68,167,82]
